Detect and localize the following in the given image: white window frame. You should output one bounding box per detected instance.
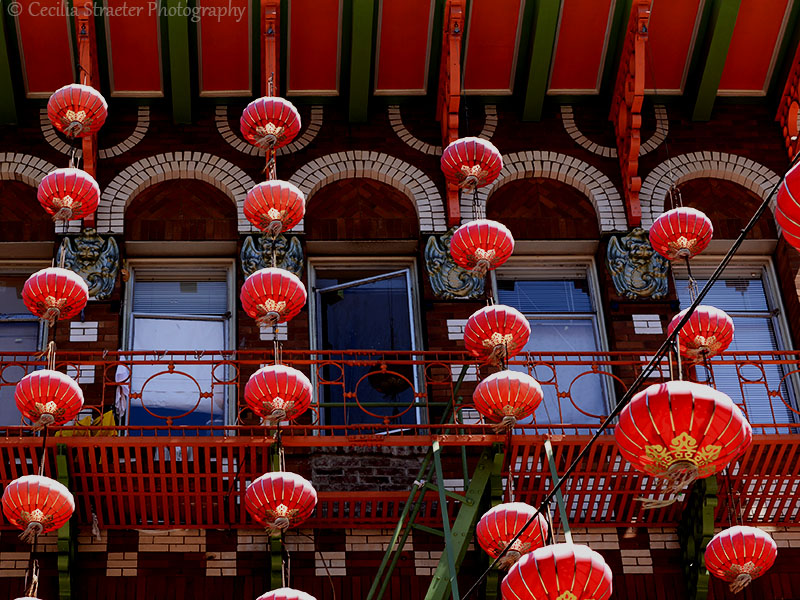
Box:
[0,261,51,352]
[122,258,237,426]
[307,257,425,428]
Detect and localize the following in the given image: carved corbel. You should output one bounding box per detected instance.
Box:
[606,228,668,300]
[610,0,651,228]
[424,229,485,300]
[241,234,304,278]
[57,229,120,300]
[777,42,800,160]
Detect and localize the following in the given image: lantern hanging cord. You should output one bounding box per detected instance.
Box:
[462,150,800,599]
[23,556,39,598]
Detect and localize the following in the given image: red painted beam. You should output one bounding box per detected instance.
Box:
[777,40,800,161]
[609,0,651,228]
[261,0,280,96]
[75,0,99,229]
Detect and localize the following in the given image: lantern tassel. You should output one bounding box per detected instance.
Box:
[487,343,507,366]
[257,311,281,328]
[492,415,516,434]
[730,573,752,593]
[19,521,43,544]
[496,549,521,570]
[52,207,73,221]
[471,259,491,278]
[637,461,698,510]
[266,220,283,237]
[266,516,291,537]
[31,413,55,431]
[42,307,61,327]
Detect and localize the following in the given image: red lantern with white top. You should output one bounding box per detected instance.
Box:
[450,219,515,277]
[476,502,548,569]
[649,207,714,261]
[704,525,777,593]
[776,161,800,248]
[441,137,503,190]
[244,472,317,535]
[257,589,317,600]
[47,83,108,138]
[240,268,307,327]
[615,381,752,504]
[37,168,100,221]
[22,267,89,326]
[463,305,530,364]
[15,370,84,429]
[1,475,75,543]
[472,370,543,432]
[244,180,306,236]
[668,305,735,360]
[240,97,302,150]
[502,543,613,600]
[245,364,312,424]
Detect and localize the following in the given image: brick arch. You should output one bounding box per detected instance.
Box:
[288,151,447,233]
[0,153,63,237]
[0,152,56,186]
[97,151,256,234]
[470,151,627,232]
[640,152,781,228]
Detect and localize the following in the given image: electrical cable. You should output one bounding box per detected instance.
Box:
[462,150,800,599]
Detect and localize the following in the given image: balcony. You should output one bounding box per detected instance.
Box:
[0,350,798,530]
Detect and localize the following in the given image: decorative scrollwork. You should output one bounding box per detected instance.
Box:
[241,234,304,278]
[424,228,485,300]
[57,228,119,300]
[606,227,668,300]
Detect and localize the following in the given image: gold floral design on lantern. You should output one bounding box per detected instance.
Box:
[644,432,722,476]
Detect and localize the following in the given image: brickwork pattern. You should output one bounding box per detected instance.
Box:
[215,105,323,157]
[388,104,497,156]
[561,105,668,158]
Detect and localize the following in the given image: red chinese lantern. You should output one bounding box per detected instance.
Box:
[649,207,714,261]
[464,305,530,364]
[37,168,100,221]
[47,83,108,138]
[502,543,613,600]
[240,268,307,327]
[22,267,89,326]
[240,97,301,150]
[245,364,312,424]
[1,475,75,542]
[244,472,317,535]
[450,219,515,277]
[615,381,752,505]
[476,502,548,568]
[776,162,800,249]
[441,137,503,190]
[668,305,735,360]
[244,180,305,236]
[473,370,543,432]
[15,370,84,429]
[705,526,777,593]
[257,589,317,600]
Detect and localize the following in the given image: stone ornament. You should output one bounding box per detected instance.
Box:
[606,227,668,300]
[424,229,485,300]
[241,234,304,278]
[57,229,120,301]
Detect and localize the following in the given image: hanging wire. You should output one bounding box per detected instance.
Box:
[462,150,800,599]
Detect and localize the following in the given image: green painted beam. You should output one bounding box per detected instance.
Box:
[0,5,17,124]
[166,0,192,124]
[269,444,284,590]
[483,450,505,600]
[56,445,73,600]
[678,476,718,600]
[424,447,497,600]
[348,0,375,122]
[692,0,741,121]
[522,0,561,121]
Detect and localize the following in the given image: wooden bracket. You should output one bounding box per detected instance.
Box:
[262,0,280,96]
[777,41,800,161]
[75,0,99,228]
[609,0,651,228]
[437,0,464,227]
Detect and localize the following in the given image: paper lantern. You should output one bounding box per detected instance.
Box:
[15,370,84,429]
[668,305,735,360]
[502,543,613,600]
[244,472,317,535]
[705,526,777,593]
[240,268,307,327]
[476,502,548,568]
[2,475,75,543]
[244,180,306,235]
[240,97,301,150]
[245,364,312,424]
[472,370,543,432]
[776,162,800,248]
[47,83,108,138]
[256,589,317,600]
[649,207,713,261]
[450,219,515,277]
[441,137,503,190]
[22,267,89,326]
[37,168,100,221]
[464,305,530,364]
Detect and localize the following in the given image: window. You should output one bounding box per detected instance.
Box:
[675,261,796,429]
[123,264,234,431]
[309,260,422,430]
[494,260,609,427]
[0,273,43,426]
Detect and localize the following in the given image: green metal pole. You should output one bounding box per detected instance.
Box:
[56,444,72,600]
[544,439,572,543]
[432,440,461,600]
